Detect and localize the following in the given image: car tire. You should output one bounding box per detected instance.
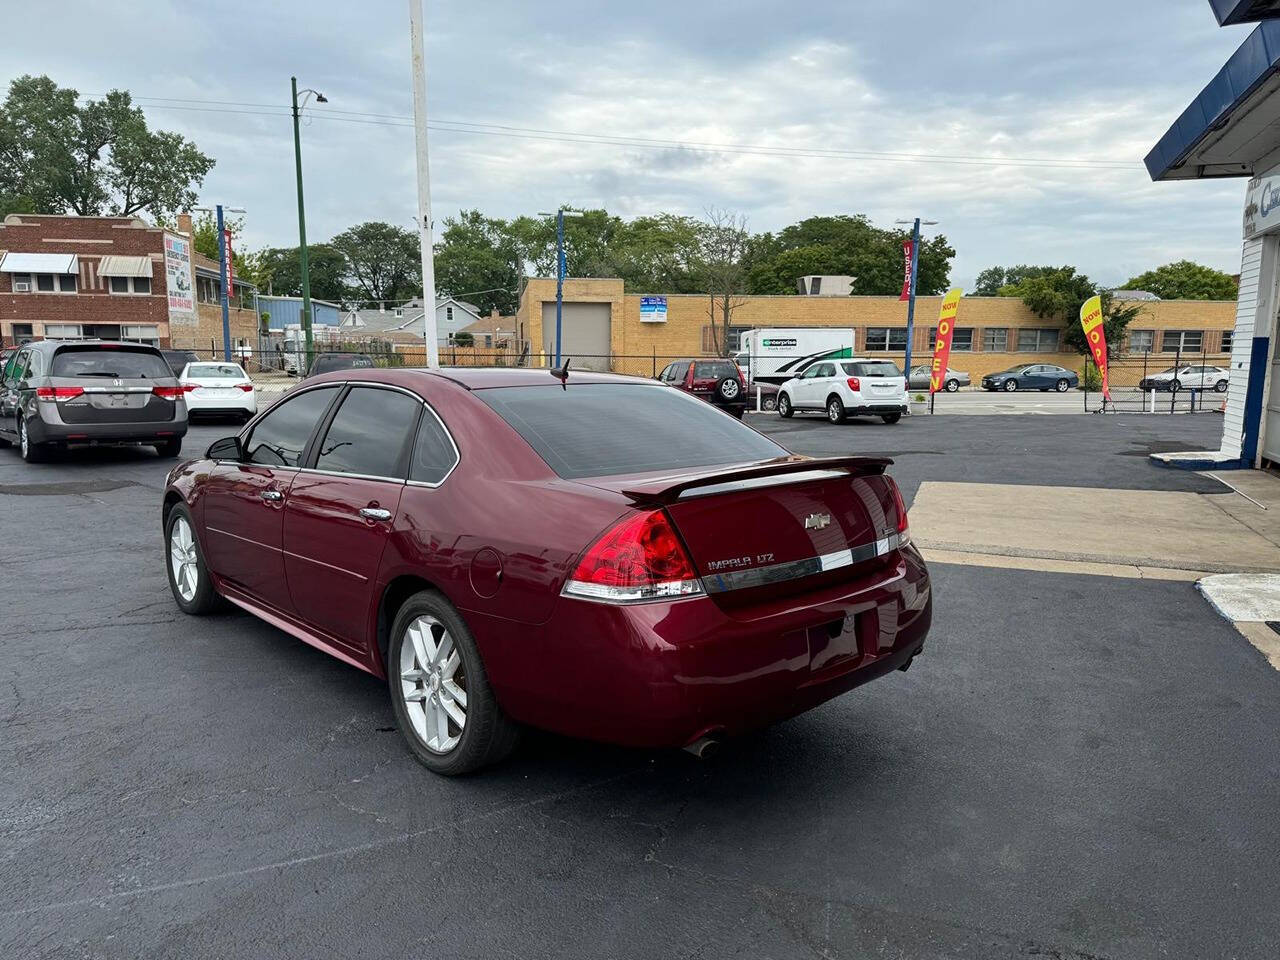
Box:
[388,590,519,776]
[155,437,183,458]
[1169,379,1181,393]
[18,418,48,463]
[945,379,960,393]
[1003,380,1018,392]
[1055,379,1070,392]
[881,413,902,425]
[762,395,777,411]
[1215,379,1229,393]
[715,376,741,404]
[826,396,846,424]
[165,504,223,615]
[778,393,793,418]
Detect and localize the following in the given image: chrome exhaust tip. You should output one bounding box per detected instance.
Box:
[683,735,721,760]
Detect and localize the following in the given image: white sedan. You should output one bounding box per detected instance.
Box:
[777,358,909,424]
[179,361,257,421]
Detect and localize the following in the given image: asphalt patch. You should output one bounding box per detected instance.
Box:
[0,479,142,497]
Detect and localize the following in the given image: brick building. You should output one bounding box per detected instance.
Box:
[0,213,259,353]
[515,277,1238,380]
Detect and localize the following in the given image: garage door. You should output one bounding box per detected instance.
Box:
[542,302,611,372]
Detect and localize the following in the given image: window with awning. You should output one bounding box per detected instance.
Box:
[97,256,154,278]
[0,252,79,274]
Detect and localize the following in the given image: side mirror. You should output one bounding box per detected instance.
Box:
[206,436,243,461]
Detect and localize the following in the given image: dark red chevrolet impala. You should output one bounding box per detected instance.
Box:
[162,367,932,774]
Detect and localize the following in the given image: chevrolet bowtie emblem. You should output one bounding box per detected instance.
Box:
[804,513,832,530]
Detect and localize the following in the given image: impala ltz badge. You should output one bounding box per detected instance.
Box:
[804,512,832,531]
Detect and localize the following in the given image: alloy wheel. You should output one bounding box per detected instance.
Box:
[828,400,842,423]
[169,516,199,602]
[399,615,467,754]
[1003,380,1017,392]
[1056,379,1069,392]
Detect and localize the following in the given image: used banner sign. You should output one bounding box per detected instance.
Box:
[1079,294,1111,400]
[928,288,963,393]
[163,231,196,325]
[899,240,915,301]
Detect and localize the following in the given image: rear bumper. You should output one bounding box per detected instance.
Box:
[480,544,932,748]
[185,391,257,415]
[846,402,907,415]
[30,409,187,444]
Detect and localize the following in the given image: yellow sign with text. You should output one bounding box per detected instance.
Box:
[929,288,964,394]
[1079,294,1111,400]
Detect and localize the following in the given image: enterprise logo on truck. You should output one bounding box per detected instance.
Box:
[761,338,798,349]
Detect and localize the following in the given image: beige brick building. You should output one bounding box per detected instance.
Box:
[515,277,1237,382]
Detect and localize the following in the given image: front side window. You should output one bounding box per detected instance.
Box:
[245,386,339,467]
[314,386,421,478]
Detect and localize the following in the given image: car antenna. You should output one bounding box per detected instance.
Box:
[550,358,571,390]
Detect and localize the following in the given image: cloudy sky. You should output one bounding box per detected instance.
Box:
[3,0,1257,289]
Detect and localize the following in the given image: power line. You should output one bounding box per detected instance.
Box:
[95,93,1142,172]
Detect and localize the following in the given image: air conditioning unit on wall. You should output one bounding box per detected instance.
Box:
[13,281,31,292]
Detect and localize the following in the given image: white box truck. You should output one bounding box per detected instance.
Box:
[734,328,856,387]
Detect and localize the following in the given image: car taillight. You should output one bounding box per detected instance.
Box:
[563,509,704,603]
[35,386,84,402]
[152,385,185,399]
[889,477,910,546]
[180,383,197,393]
[237,383,254,392]
[846,377,862,391]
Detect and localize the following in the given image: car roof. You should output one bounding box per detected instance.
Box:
[32,339,162,353]
[299,366,652,392]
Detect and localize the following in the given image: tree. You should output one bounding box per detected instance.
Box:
[744,215,954,296]
[0,75,214,220]
[254,244,349,305]
[509,208,624,278]
[972,265,1061,296]
[434,210,523,315]
[999,266,1142,359]
[331,221,422,307]
[1123,260,1238,301]
[452,331,475,347]
[696,208,751,356]
[610,213,705,292]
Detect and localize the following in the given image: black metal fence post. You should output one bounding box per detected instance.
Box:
[1083,353,1090,412]
[1170,342,1181,414]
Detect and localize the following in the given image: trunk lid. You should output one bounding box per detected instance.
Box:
[584,457,905,607]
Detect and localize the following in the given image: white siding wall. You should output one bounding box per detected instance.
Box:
[1222,235,1275,458]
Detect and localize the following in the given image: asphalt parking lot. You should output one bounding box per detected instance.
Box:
[3,412,1278,960]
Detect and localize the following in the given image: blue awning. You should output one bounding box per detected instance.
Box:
[1146,19,1280,180]
[1210,0,1280,26]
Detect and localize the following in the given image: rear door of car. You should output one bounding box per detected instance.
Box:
[46,345,180,427]
[203,385,341,611]
[283,384,423,652]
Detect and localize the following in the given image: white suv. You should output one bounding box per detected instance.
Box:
[777,359,908,424]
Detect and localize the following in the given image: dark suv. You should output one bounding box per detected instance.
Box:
[305,353,376,378]
[657,358,747,417]
[0,340,188,463]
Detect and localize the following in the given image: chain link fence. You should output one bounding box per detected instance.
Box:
[1082,351,1231,414]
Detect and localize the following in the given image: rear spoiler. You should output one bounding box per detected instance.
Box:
[621,456,892,505]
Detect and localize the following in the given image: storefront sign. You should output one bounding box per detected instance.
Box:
[899,240,915,301]
[1243,162,1280,239]
[928,289,963,393]
[640,296,668,323]
[1079,294,1111,400]
[164,231,196,325]
[223,228,235,301]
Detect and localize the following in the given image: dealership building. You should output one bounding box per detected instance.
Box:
[1146,1,1280,467]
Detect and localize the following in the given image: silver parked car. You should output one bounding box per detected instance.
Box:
[0,340,188,463]
[1137,365,1230,393]
[906,364,970,392]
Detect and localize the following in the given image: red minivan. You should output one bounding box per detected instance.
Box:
[163,368,931,774]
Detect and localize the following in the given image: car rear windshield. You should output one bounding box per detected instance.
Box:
[187,363,244,379]
[50,347,171,379]
[693,361,739,380]
[842,361,900,377]
[477,382,785,479]
[311,355,375,374]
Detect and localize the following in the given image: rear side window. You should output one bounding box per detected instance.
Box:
[410,407,458,485]
[51,347,170,379]
[694,361,738,380]
[245,386,339,467]
[843,361,900,377]
[314,386,421,479]
[477,383,785,479]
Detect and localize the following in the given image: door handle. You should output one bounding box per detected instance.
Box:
[359,507,392,522]
[261,490,283,502]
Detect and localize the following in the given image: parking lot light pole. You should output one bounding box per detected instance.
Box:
[407,0,441,368]
[538,209,584,365]
[291,77,327,369]
[895,218,938,377]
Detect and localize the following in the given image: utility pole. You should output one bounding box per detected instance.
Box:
[896,217,938,376]
[408,0,440,368]
[292,77,327,370]
[538,208,584,365]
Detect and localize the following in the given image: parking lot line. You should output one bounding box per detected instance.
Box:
[920,547,1209,581]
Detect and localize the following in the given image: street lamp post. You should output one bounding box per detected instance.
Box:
[291,77,327,370]
[537,208,584,365]
[895,217,939,376]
